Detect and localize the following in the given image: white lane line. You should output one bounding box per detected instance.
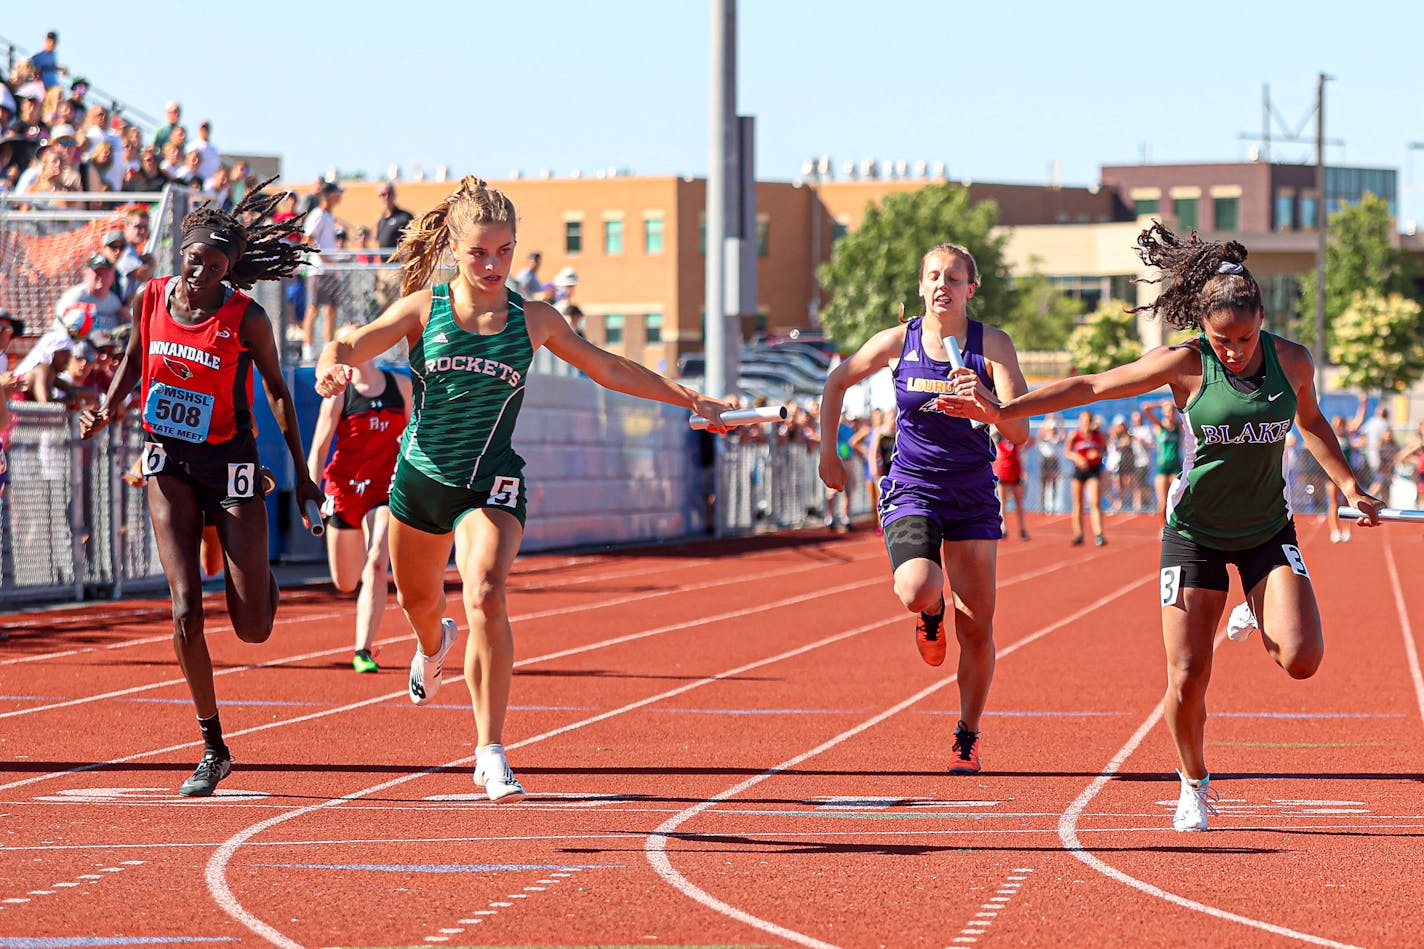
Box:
[645,577,1153,949]
[0,547,884,718]
[0,571,887,793]
[0,542,868,668]
[1383,535,1424,731]
[203,607,920,947]
[1056,648,1364,948]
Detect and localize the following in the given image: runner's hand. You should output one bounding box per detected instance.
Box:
[315,363,352,398]
[79,407,111,440]
[690,393,737,434]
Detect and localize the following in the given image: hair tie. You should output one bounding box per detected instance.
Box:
[1216,260,1244,275]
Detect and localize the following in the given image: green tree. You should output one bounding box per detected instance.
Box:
[1298,192,1415,348]
[1329,290,1424,393]
[817,184,1016,350]
[1000,258,1083,351]
[1067,303,1142,375]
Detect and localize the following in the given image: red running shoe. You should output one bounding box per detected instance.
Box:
[949,721,981,774]
[915,599,947,667]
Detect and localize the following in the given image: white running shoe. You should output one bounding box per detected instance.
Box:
[1226,601,1259,642]
[474,746,526,803]
[408,618,458,706]
[1173,771,1219,832]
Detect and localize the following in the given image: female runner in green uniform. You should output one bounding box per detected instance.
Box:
[315,176,735,802]
[937,222,1383,832]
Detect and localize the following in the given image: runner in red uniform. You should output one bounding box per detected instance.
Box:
[307,322,410,673]
[80,181,324,797]
[992,430,1030,540]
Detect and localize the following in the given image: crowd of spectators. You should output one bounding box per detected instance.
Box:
[2,31,257,212]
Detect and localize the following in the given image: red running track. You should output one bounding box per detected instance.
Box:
[1,511,1422,948]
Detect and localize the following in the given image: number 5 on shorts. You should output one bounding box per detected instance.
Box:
[489,475,521,507]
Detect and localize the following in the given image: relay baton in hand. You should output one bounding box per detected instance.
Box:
[689,405,787,431]
[303,498,326,537]
[942,335,987,429]
[1335,506,1424,523]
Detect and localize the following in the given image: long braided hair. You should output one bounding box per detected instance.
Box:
[1130,221,1262,331]
[393,175,517,297]
[179,176,312,289]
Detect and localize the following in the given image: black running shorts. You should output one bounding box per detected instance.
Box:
[1158,521,1308,605]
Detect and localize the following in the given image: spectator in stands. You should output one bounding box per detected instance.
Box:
[354,226,378,263]
[31,32,63,90]
[561,303,585,337]
[1371,428,1401,501]
[152,101,181,150]
[228,159,253,205]
[115,207,150,297]
[374,181,413,250]
[272,189,300,234]
[178,146,204,187]
[159,141,185,180]
[55,252,127,334]
[301,180,343,362]
[167,125,189,157]
[205,164,233,210]
[79,104,119,159]
[82,139,119,196]
[12,304,100,407]
[123,144,168,191]
[0,83,16,141]
[511,251,543,299]
[0,127,26,189]
[97,230,128,298]
[0,310,22,391]
[15,138,82,207]
[192,119,221,180]
[8,60,44,103]
[12,92,48,146]
[65,76,89,118]
[117,131,141,183]
[552,266,578,308]
[299,175,326,215]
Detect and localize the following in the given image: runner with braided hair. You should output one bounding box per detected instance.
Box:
[80,179,324,797]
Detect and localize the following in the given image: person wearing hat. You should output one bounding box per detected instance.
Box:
[54,252,125,334]
[301,179,343,362]
[11,293,100,408]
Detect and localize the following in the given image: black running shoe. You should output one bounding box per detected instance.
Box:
[179,749,233,797]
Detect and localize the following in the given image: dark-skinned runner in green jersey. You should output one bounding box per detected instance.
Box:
[936,222,1384,832]
[315,176,736,802]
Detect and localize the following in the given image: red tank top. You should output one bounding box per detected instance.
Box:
[324,369,406,488]
[139,277,252,444]
[992,438,1022,481]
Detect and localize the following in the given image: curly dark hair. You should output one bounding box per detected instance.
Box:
[179,176,311,289]
[1130,221,1262,330]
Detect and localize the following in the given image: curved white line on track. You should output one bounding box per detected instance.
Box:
[206,611,910,946]
[644,577,1153,949]
[1056,636,1365,948]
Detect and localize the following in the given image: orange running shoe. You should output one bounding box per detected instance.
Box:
[949,721,981,775]
[915,599,947,666]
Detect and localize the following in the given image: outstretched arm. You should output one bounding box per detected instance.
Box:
[314,292,428,397]
[528,301,734,425]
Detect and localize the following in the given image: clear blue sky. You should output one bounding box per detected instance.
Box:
[8,1,1424,224]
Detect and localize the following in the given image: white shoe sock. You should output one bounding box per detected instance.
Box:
[474,743,525,803]
[1226,601,1259,642]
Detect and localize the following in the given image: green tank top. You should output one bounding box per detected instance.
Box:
[400,284,533,488]
[1155,423,1182,474]
[1166,332,1296,550]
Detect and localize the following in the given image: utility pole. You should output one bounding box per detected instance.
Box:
[705,0,737,402]
[1314,72,1332,393]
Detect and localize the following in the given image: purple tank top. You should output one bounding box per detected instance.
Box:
[888,318,996,480]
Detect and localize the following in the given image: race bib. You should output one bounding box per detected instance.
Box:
[143,382,214,443]
[488,475,521,507]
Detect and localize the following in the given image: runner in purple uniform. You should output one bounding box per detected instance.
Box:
[819,243,1030,774]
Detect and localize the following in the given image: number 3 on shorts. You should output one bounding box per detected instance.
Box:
[227,462,255,500]
[488,475,521,507]
[1159,565,1182,607]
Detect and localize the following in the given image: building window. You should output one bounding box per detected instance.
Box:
[756,217,769,257]
[644,216,664,254]
[645,312,663,344]
[831,221,848,243]
[564,220,582,254]
[1300,194,1319,229]
[1133,198,1159,217]
[1174,197,1198,230]
[604,313,624,347]
[1274,191,1294,231]
[699,216,705,254]
[1213,197,1240,232]
[604,218,624,255]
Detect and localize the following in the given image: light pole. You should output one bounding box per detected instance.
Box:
[1313,72,1333,394]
